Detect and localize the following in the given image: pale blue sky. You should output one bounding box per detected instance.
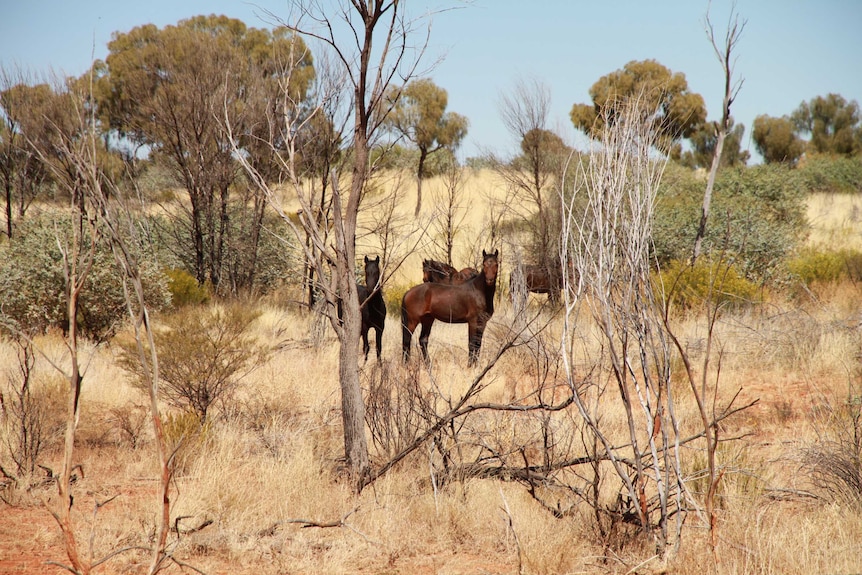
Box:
[2,0,860,162]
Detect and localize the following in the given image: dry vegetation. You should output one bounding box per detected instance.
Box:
[2,173,862,574]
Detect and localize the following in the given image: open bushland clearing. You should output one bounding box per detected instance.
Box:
[1,173,862,575]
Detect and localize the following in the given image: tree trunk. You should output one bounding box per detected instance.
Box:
[414,147,428,217]
[333,166,370,487]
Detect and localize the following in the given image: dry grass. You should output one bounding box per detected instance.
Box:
[2,191,862,574]
[806,191,862,250]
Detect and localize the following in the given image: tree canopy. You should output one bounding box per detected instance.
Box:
[791,93,862,157]
[753,93,861,164]
[680,117,750,170]
[752,114,805,165]
[94,14,314,292]
[385,78,468,215]
[569,59,707,158]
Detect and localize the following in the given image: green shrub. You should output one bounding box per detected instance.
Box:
[165,268,210,307]
[787,248,846,285]
[797,154,862,194]
[655,164,808,284]
[655,258,759,310]
[0,212,171,340]
[787,247,862,286]
[117,303,269,422]
[385,283,411,317]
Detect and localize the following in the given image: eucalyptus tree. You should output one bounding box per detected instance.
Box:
[679,117,749,170]
[0,77,53,238]
[95,15,314,293]
[570,59,707,159]
[792,93,862,156]
[385,78,468,216]
[752,114,805,164]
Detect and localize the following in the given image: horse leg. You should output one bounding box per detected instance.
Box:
[418,318,434,362]
[361,327,370,362]
[402,316,416,362]
[467,321,484,367]
[374,325,383,361]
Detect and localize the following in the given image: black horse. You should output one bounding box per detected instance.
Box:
[402,249,499,366]
[358,255,386,361]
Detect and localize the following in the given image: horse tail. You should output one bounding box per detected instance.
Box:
[401,290,412,361]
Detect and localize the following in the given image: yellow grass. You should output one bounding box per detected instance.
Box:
[806,191,862,250]
[2,190,862,574]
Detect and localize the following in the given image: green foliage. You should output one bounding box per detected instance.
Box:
[0,212,171,340]
[385,78,469,159]
[679,117,750,169]
[655,258,758,311]
[797,154,862,194]
[384,283,412,317]
[787,248,846,285]
[164,268,210,307]
[792,93,862,157]
[752,114,805,165]
[570,59,706,156]
[653,164,808,283]
[148,208,300,298]
[787,247,862,285]
[118,303,269,422]
[96,15,314,294]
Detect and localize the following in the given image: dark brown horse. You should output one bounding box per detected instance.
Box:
[510,263,562,307]
[403,249,499,366]
[358,255,385,361]
[422,259,477,285]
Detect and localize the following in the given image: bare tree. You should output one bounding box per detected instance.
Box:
[669,5,748,561]
[494,78,567,304]
[560,94,683,560]
[227,0,433,488]
[428,162,470,266]
[692,8,746,262]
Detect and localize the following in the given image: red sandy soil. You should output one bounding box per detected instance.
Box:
[0,504,66,575]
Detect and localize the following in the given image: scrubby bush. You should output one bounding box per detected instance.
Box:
[164,268,210,307]
[797,154,862,194]
[117,303,270,422]
[161,409,212,475]
[384,283,411,317]
[0,212,171,341]
[149,209,301,298]
[787,248,847,285]
[654,164,808,284]
[787,247,862,287]
[655,257,759,311]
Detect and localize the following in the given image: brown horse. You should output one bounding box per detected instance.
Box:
[510,263,562,307]
[403,249,499,366]
[422,259,478,285]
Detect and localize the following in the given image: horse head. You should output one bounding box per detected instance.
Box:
[481,249,499,287]
[364,255,381,290]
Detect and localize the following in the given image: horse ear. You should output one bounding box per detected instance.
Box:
[494,249,499,257]
[374,255,380,263]
[364,255,370,263]
[482,249,487,257]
